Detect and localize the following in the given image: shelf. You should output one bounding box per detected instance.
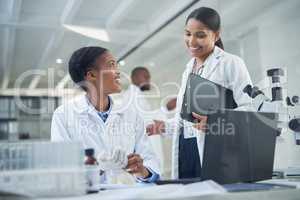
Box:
[16,119,52,122]
[0,96,60,140]
[0,118,18,122]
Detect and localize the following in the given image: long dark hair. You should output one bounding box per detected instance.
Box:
[186,7,224,50]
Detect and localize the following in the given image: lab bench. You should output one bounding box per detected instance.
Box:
[2,178,300,200]
[34,187,300,200]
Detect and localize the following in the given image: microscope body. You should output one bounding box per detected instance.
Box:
[245,68,300,173]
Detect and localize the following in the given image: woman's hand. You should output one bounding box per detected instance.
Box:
[192,112,208,131]
[126,153,150,178]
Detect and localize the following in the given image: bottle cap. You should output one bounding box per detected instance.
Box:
[85,148,95,156]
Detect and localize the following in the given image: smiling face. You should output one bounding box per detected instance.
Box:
[184,18,219,61]
[86,51,121,95]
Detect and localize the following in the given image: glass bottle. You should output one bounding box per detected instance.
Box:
[84,148,100,193]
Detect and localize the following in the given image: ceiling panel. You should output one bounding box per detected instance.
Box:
[21,0,68,16]
[74,0,122,21]
[11,28,52,79]
[0,0,291,92]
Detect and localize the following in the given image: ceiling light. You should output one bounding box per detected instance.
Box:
[63,24,110,42]
[56,58,63,64]
[149,62,155,67]
[119,60,126,66]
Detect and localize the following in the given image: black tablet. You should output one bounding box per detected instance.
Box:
[180,73,237,122]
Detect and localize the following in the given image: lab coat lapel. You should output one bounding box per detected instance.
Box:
[171,60,194,179]
[202,46,224,79]
[177,59,194,112]
[105,98,124,125]
[74,95,108,150]
[172,47,224,179]
[80,95,122,127]
[102,98,126,150]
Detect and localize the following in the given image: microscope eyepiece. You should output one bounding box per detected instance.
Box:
[289,118,300,132]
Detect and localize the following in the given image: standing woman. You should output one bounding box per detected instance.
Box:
[147,7,253,179]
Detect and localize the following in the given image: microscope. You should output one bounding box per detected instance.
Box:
[244,68,300,178]
[243,68,300,145]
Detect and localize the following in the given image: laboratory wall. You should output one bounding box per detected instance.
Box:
[228,5,300,169]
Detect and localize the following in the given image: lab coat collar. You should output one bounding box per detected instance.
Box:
[190,46,224,78]
[72,94,124,115]
[205,46,223,63]
[207,46,224,63]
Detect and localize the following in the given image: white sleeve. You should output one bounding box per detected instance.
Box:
[162,117,178,137]
[226,56,253,109]
[51,107,72,142]
[134,114,161,176]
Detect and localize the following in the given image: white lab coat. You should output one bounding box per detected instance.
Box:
[122,84,165,174]
[170,46,253,178]
[51,95,160,177]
